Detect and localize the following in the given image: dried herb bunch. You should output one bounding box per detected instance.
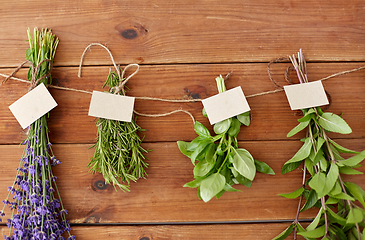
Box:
[274,50,365,240]
[88,69,148,191]
[177,75,274,202]
[1,28,75,240]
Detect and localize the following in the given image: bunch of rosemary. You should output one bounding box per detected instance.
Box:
[274,50,365,240]
[177,75,274,202]
[88,70,148,191]
[1,28,75,240]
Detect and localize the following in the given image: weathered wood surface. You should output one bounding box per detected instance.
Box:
[0,0,365,239]
[0,0,364,67]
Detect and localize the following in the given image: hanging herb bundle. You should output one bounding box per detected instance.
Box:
[0,28,75,240]
[274,50,365,240]
[88,67,148,191]
[177,74,274,202]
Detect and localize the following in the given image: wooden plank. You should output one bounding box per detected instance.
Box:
[0,223,307,240]
[0,140,363,223]
[0,0,364,67]
[0,63,364,144]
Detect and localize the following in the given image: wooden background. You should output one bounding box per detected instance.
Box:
[0,1,364,239]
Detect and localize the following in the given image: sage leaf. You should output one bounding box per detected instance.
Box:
[236,111,250,126]
[301,189,319,212]
[328,138,359,154]
[306,208,323,231]
[254,159,275,175]
[318,112,352,134]
[287,120,310,137]
[213,118,231,134]
[200,173,226,202]
[183,178,203,188]
[284,138,312,165]
[346,208,363,224]
[297,225,326,238]
[337,150,365,167]
[177,141,192,157]
[344,182,365,208]
[282,161,302,175]
[231,148,256,181]
[272,223,295,240]
[278,187,305,199]
[194,121,211,138]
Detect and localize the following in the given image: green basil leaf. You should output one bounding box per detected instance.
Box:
[205,143,217,164]
[194,121,211,138]
[297,225,326,238]
[187,136,206,152]
[282,161,302,175]
[190,139,212,164]
[231,148,256,181]
[202,107,208,118]
[193,159,215,177]
[278,187,305,199]
[183,178,203,188]
[301,189,319,212]
[346,208,364,224]
[339,167,363,175]
[287,120,310,137]
[215,189,226,199]
[228,117,241,137]
[318,112,352,134]
[306,208,324,231]
[272,223,295,240]
[328,138,359,154]
[254,159,275,175]
[177,141,192,157]
[284,138,312,164]
[236,111,250,126]
[200,173,226,202]
[344,182,365,208]
[337,150,365,167]
[213,118,231,134]
[223,183,241,192]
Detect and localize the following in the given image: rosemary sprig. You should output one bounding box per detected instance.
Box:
[274,50,365,240]
[88,71,149,191]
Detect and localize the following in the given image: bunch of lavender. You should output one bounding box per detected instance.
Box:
[273,50,365,240]
[1,28,75,240]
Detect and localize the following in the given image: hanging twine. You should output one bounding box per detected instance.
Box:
[2,44,365,125]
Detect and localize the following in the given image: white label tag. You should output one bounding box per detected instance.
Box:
[202,86,250,125]
[9,83,58,129]
[88,91,135,122]
[284,81,329,110]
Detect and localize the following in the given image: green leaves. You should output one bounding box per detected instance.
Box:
[231,148,256,181]
[279,187,304,199]
[287,120,310,137]
[285,138,312,165]
[318,112,352,134]
[194,121,211,138]
[200,173,226,202]
[254,159,275,175]
[337,150,365,167]
[272,223,295,240]
[236,111,250,126]
[213,119,231,134]
[297,225,326,238]
[346,208,364,224]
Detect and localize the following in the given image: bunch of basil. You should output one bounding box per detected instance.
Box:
[177,75,274,202]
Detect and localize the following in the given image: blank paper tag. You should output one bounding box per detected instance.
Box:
[284,81,329,110]
[88,91,135,122]
[202,86,250,125]
[9,83,58,129]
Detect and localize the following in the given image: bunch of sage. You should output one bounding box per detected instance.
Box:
[274,50,365,240]
[1,28,75,240]
[177,75,274,202]
[88,69,148,191]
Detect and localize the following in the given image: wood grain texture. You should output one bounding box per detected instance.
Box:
[0,0,364,67]
[0,62,364,144]
[0,140,363,224]
[0,223,308,240]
